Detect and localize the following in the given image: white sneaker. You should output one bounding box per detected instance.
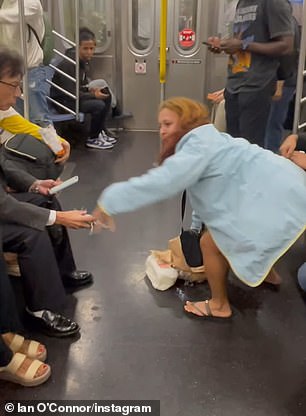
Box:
[99,130,117,144]
[86,137,113,150]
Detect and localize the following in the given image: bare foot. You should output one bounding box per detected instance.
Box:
[264,268,282,286]
[17,356,49,379]
[184,299,232,318]
[2,333,46,359]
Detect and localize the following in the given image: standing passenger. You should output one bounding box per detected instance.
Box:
[0,0,53,126]
[264,2,300,153]
[208,0,294,147]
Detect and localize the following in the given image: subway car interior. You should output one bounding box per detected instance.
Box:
[1,1,306,415]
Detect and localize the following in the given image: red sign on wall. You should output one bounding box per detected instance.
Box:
[179,29,196,48]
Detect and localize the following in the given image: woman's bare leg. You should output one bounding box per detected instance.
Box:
[264,267,282,285]
[184,231,232,318]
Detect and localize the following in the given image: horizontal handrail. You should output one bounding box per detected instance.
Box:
[49,64,76,82]
[53,49,76,64]
[52,30,76,46]
[46,80,76,99]
[46,96,77,115]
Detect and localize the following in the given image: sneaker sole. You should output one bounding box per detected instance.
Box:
[86,144,113,149]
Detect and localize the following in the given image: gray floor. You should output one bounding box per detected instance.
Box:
[2,131,306,416]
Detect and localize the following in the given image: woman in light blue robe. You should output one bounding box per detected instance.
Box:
[93,97,306,319]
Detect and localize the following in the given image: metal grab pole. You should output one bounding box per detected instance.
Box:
[159,0,167,103]
[293,1,306,133]
[18,0,29,120]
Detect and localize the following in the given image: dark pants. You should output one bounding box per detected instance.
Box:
[2,193,76,311]
[0,254,22,366]
[224,82,275,148]
[80,97,111,139]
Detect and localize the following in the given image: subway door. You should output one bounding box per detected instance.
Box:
[121,0,160,131]
[120,0,220,131]
[165,0,212,102]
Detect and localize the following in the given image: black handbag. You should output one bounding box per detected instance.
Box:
[0,133,63,192]
[180,191,203,267]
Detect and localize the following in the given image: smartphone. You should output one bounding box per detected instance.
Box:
[49,176,79,195]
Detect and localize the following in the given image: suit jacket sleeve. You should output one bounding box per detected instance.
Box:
[0,186,49,230]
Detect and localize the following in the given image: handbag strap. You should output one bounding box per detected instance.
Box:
[181,190,205,233]
[181,190,187,232]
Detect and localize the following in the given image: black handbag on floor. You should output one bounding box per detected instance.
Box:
[180,191,203,267]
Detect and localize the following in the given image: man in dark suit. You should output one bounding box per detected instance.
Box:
[0,47,94,338]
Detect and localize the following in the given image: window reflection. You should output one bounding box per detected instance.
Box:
[179,0,197,32]
[217,0,238,39]
[131,0,153,51]
[62,0,110,50]
[176,0,198,52]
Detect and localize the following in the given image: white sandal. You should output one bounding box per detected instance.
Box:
[0,352,51,387]
[6,334,47,361]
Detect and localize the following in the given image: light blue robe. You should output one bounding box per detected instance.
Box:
[98,124,306,286]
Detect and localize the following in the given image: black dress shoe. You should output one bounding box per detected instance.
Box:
[27,310,80,338]
[63,270,93,287]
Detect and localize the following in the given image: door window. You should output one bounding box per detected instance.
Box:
[175,0,199,54]
[129,0,154,53]
[61,0,112,52]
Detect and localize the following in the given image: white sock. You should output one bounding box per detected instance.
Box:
[26,307,45,318]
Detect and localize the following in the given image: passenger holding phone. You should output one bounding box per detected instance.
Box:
[206,0,294,148]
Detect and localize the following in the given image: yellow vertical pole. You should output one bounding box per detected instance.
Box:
[159,0,167,102]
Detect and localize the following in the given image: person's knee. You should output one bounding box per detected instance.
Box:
[91,101,107,115]
[200,232,219,255]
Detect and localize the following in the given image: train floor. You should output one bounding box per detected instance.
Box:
[1,131,306,416]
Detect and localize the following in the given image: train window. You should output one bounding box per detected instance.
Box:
[290,0,304,26]
[217,0,238,39]
[61,0,112,52]
[129,0,154,53]
[174,0,200,54]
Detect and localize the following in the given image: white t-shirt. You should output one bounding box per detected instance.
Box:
[0,0,44,68]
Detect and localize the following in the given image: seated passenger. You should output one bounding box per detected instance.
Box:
[0,46,95,336]
[280,132,306,168]
[92,97,306,319]
[0,256,50,387]
[280,132,306,292]
[50,27,116,150]
[0,0,53,127]
[0,106,70,194]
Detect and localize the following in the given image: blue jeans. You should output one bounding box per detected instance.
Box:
[15,65,54,127]
[80,97,111,139]
[264,86,295,153]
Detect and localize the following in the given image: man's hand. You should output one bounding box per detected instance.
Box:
[207,37,222,53]
[90,88,110,101]
[272,80,284,102]
[220,38,243,54]
[30,179,62,196]
[279,134,298,158]
[290,151,306,170]
[55,210,95,229]
[207,89,225,104]
[55,139,70,164]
